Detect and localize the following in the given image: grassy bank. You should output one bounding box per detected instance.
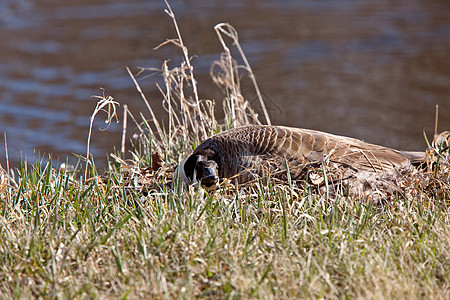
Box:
[1,162,449,299]
[1,4,449,299]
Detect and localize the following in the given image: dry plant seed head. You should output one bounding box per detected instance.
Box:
[85,92,120,180]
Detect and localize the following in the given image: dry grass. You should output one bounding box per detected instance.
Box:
[1,2,450,299]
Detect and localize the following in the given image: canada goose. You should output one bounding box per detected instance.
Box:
[175,125,427,193]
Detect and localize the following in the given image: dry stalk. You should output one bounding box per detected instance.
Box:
[121,104,128,159]
[126,66,163,145]
[163,0,208,139]
[162,61,173,145]
[3,132,9,176]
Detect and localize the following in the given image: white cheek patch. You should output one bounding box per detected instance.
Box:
[173,157,197,184]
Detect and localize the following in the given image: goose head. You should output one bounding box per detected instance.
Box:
[193,160,219,190]
[175,148,220,191]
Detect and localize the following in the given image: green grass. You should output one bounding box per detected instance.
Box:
[1,159,449,298]
[1,3,449,298]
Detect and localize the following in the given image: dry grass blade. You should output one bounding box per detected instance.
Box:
[1,132,16,187]
[3,132,9,178]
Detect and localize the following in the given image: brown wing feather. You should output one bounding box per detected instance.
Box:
[274,126,411,172]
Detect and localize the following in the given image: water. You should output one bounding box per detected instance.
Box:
[1,0,449,169]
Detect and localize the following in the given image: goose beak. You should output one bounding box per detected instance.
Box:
[196,160,219,191]
[201,173,219,190]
